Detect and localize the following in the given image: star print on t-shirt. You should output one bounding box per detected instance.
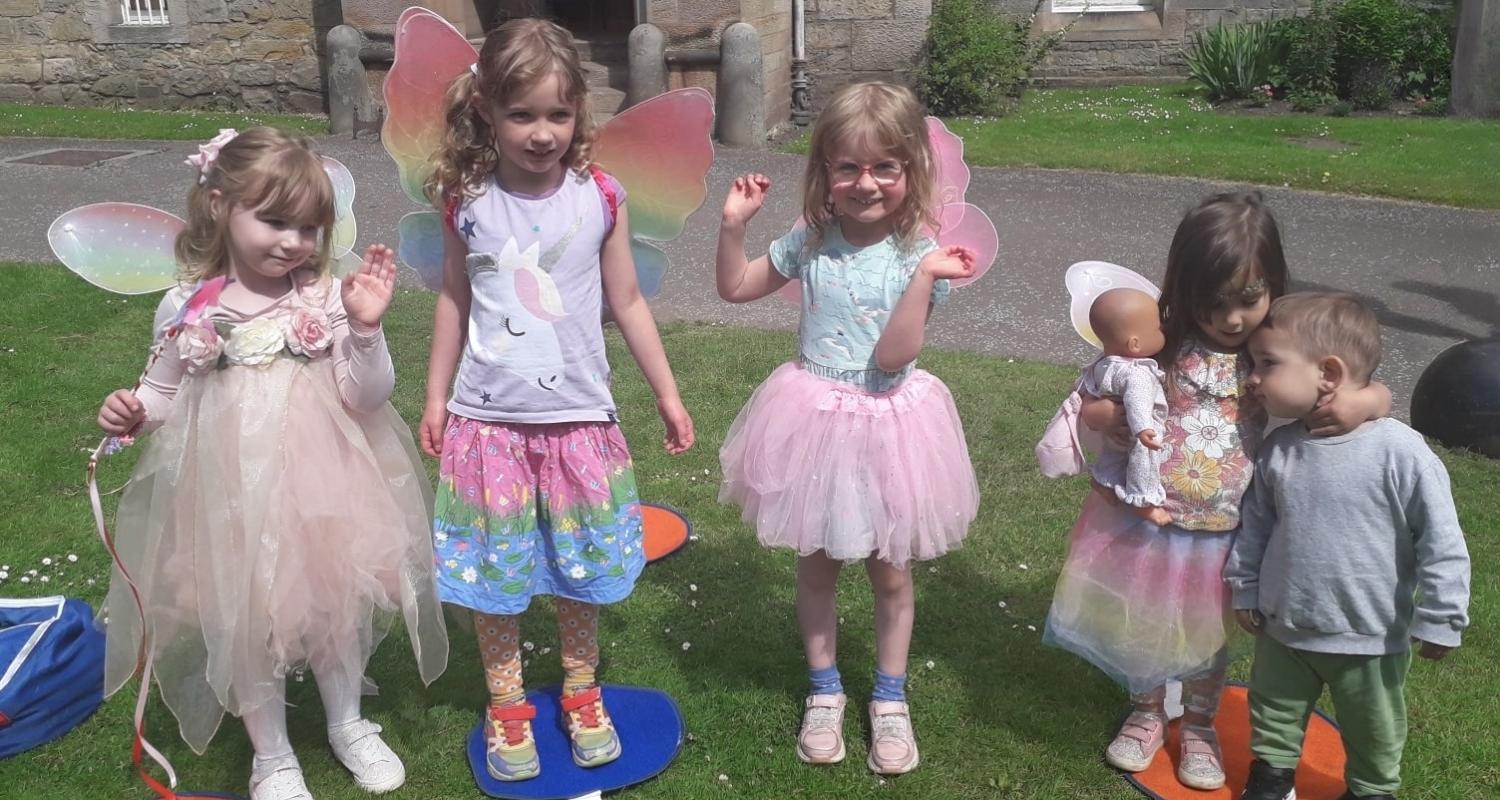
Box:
[460,218,477,240]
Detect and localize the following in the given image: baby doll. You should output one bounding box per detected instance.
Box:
[1040,288,1170,525]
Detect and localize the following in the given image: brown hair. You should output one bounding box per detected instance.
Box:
[801,81,938,252]
[1262,292,1381,384]
[1159,190,1289,387]
[425,18,595,206]
[174,127,335,283]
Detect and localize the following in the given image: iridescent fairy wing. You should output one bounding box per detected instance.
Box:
[1065,261,1161,349]
[592,87,715,298]
[321,156,362,276]
[382,7,477,288]
[48,203,183,294]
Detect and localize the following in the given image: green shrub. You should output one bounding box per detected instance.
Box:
[1274,0,1338,98]
[915,0,1074,116]
[1288,89,1335,112]
[1186,21,1287,102]
[1331,0,1455,99]
[1348,61,1396,110]
[1413,94,1449,116]
[1329,100,1354,116]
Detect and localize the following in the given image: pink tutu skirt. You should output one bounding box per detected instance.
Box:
[719,363,978,567]
[1043,492,1234,694]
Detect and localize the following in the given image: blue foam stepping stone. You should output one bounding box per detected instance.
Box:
[466,685,684,799]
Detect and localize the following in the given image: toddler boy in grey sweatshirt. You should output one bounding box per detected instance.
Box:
[1225,292,1470,800]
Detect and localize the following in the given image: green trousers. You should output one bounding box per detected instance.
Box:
[1248,635,1412,797]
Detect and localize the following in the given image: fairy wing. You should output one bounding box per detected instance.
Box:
[925,117,997,288]
[382,7,478,207]
[1065,261,1161,349]
[322,156,362,276]
[48,203,183,294]
[592,87,715,298]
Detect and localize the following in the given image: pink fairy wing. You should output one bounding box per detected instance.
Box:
[382,7,478,206]
[1065,261,1161,349]
[48,203,183,294]
[927,117,972,214]
[934,202,998,289]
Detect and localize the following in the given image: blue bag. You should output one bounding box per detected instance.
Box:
[0,596,106,758]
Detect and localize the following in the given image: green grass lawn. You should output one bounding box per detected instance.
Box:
[1,262,1496,798]
[0,102,326,140]
[788,84,1500,209]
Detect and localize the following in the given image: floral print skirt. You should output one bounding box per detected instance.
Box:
[433,416,644,615]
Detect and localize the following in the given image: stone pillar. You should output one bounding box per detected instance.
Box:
[627,23,666,108]
[717,21,764,148]
[1451,0,1500,118]
[327,25,378,136]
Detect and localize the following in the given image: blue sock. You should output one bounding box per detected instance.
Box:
[809,665,843,696]
[872,669,906,703]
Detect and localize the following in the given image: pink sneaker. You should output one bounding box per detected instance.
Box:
[1105,710,1166,772]
[796,693,846,764]
[866,700,919,775]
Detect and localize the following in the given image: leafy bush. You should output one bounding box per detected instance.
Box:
[915,0,1078,116]
[1288,89,1335,112]
[1186,21,1287,102]
[1347,61,1396,109]
[1273,0,1338,98]
[1329,100,1354,116]
[1331,0,1456,99]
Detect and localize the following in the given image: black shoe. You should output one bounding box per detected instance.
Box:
[1241,759,1298,800]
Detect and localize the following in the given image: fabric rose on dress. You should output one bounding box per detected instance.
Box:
[223,317,286,367]
[284,308,333,357]
[177,319,223,374]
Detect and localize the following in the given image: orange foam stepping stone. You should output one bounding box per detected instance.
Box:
[641,503,691,562]
[1125,683,1347,800]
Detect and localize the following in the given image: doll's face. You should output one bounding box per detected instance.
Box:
[1091,289,1165,358]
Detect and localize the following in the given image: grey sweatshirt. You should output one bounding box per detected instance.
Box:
[1225,418,1470,655]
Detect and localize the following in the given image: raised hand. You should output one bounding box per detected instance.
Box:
[657,394,695,455]
[341,244,397,330]
[721,173,771,228]
[918,245,977,281]
[98,388,145,435]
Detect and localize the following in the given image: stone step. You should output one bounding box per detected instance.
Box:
[582,59,628,92]
[590,85,626,118]
[573,36,628,65]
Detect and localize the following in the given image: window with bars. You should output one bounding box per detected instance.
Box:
[1052,0,1155,11]
[119,0,171,26]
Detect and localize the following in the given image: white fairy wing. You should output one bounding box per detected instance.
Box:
[1066,261,1161,348]
[48,203,183,294]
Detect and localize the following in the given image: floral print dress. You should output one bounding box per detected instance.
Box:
[1159,338,1266,531]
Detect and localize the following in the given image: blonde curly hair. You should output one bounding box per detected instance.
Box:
[174,127,335,283]
[801,82,938,253]
[425,18,596,207]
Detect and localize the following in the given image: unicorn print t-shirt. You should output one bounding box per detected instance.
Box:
[448,168,623,424]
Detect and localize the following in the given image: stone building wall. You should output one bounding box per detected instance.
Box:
[0,0,339,112]
[804,0,932,108]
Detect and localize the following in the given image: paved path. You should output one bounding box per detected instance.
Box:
[4,136,1497,417]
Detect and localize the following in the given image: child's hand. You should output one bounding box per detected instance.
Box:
[918,246,977,281]
[341,244,397,331]
[1137,429,1161,450]
[1235,609,1265,635]
[418,400,448,459]
[721,173,771,228]
[657,395,695,455]
[1081,395,1132,448]
[1415,639,1454,661]
[1306,388,1376,436]
[98,389,146,435]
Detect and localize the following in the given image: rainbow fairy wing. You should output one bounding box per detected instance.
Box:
[398,211,446,292]
[48,203,183,294]
[1066,261,1161,349]
[593,87,715,297]
[382,7,478,207]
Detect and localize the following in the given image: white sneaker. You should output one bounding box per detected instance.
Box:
[250,753,314,800]
[328,718,406,793]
